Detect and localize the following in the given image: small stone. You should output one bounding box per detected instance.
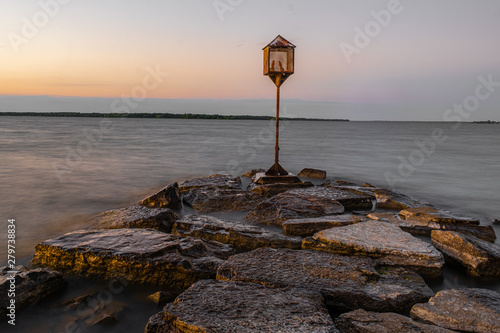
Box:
[335,309,457,333]
[92,205,178,232]
[493,219,500,225]
[246,192,344,226]
[172,215,302,251]
[363,183,376,188]
[147,291,179,306]
[303,221,444,279]
[374,188,431,210]
[298,168,327,179]
[145,280,339,333]
[241,168,265,178]
[182,186,263,212]
[282,215,366,237]
[431,230,500,277]
[410,288,500,333]
[139,182,182,209]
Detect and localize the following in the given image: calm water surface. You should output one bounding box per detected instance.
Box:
[0,116,499,330]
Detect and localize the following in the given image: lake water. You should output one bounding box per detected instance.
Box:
[1,116,499,330]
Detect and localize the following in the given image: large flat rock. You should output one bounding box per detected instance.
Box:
[303,221,444,279]
[335,309,457,333]
[217,248,434,314]
[0,266,66,317]
[399,207,480,225]
[288,186,374,210]
[32,229,234,289]
[145,279,339,333]
[183,187,263,212]
[431,230,500,277]
[369,211,496,242]
[92,205,178,232]
[172,215,302,251]
[179,174,241,193]
[410,288,500,333]
[249,181,313,197]
[139,182,182,209]
[282,215,366,237]
[246,192,345,226]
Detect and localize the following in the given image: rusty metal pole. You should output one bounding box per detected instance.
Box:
[274,83,280,173]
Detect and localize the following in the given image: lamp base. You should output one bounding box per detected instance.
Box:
[265,162,289,176]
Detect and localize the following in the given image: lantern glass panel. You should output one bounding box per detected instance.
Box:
[269,50,288,73]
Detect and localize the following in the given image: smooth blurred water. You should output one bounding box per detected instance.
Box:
[0,116,499,330]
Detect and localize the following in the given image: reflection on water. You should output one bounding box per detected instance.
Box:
[0,116,499,330]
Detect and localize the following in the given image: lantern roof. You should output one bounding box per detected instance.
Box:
[263,35,296,49]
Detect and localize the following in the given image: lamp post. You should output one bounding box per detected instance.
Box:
[263,35,295,177]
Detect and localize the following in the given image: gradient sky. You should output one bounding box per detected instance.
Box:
[1,0,499,120]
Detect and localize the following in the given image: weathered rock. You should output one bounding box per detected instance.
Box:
[172,215,302,251]
[241,168,265,178]
[298,168,327,179]
[246,192,344,226]
[147,291,179,306]
[179,174,241,193]
[182,186,263,212]
[410,288,500,333]
[92,205,178,232]
[363,183,376,188]
[249,181,313,197]
[252,172,303,185]
[493,219,500,225]
[303,221,444,279]
[370,210,496,242]
[282,215,366,237]
[139,182,182,209]
[288,186,374,210]
[0,266,66,316]
[145,280,339,333]
[399,207,480,225]
[431,230,500,277]
[335,309,457,333]
[374,188,431,210]
[32,229,234,289]
[217,248,434,314]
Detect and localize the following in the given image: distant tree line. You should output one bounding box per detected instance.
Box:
[0,112,350,122]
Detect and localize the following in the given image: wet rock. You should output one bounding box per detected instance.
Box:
[92,205,178,232]
[367,211,401,224]
[374,189,431,210]
[249,181,313,197]
[172,215,302,251]
[147,291,179,306]
[144,279,339,333]
[494,219,500,225]
[431,230,500,277]
[298,168,327,179]
[335,309,457,333]
[363,183,376,188]
[399,207,480,225]
[246,192,344,226]
[303,221,444,279]
[179,174,241,193]
[282,215,366,237]
[217,248,434,314]
[288,186,374,210]
[410,288,500,333]
[241,168,265,178]
[398,207,496,242]
[182,186,263,212]
[32,229,234,289]
[139,182,182,209]
[0,266,66,316]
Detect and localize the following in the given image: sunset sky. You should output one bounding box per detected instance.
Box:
[1,0,499,120]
